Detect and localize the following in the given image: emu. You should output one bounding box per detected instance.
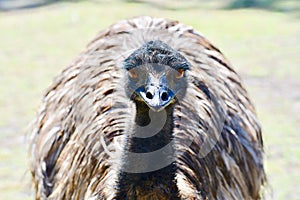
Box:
[29,16,266,199]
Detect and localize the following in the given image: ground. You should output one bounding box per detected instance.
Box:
[0,0,299,199]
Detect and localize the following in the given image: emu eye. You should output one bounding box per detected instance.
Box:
[175,69,184,79]
[128,68,138,79]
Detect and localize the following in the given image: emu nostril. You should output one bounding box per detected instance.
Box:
[161,92,168,101]
[146,92,153,99]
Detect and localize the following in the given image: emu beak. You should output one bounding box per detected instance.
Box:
[137,83,175,112]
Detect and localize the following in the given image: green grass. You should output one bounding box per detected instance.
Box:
[0,0,299,199]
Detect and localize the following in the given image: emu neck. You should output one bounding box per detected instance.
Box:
[115,101,180,199]
[131,102,174,153]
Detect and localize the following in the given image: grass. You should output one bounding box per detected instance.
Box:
[0,0,299,199]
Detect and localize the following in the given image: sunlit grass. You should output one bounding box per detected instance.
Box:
[0,0,299,199]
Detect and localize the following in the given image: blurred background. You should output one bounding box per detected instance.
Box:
[0,0,299,199]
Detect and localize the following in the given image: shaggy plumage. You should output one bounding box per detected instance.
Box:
[29,16,266,200]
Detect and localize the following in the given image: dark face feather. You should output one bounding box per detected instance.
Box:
[124,40,190,111]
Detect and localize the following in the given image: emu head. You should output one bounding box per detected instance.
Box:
[124,40,190,112]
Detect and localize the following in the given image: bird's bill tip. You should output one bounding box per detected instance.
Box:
[138,90,175,112]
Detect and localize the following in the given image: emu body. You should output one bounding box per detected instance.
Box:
[30,16,266,200]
